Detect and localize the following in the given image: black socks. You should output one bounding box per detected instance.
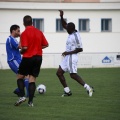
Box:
[17,79,25,97]
[17,79,36,103]
[28,82,36,103]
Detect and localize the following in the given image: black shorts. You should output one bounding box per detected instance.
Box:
[18,55,42,77]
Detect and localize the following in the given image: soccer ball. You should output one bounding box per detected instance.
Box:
[36,84,46,94]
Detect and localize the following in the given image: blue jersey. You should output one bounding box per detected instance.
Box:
[6,36,21,62]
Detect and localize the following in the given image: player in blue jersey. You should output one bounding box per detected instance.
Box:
[6,24,29,97]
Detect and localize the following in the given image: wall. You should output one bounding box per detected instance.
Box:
[0,2,120,68]
[0,9,120,53]
[1,52,120,69]
[0,0,120,2]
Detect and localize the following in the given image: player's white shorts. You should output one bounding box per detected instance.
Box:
[60,54,78,73]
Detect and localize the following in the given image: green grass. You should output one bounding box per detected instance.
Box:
[0,68,120,120]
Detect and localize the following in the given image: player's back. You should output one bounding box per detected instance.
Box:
[21,26,44,57]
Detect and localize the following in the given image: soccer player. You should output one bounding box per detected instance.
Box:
[14,15,49,107]
[56,10,94,97]
[6,24,29,97]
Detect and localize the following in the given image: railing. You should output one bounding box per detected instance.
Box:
[0,52,120,69]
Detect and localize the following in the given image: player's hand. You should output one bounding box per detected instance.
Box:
[62,51,68,56]
[59,10,64,17]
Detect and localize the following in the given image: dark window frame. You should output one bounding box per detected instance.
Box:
[56,18,67,32]
[101,18,112,32]
[33,18,44,32]
[78,19,90,32]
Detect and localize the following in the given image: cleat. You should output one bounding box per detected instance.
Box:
[28,102,34,107]
[14,97,26,106]
[61,91,72,97]
[87,87,94,97]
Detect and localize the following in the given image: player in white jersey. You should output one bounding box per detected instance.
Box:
[56,10,94,97]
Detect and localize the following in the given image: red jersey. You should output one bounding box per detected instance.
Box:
[20,26,48,57]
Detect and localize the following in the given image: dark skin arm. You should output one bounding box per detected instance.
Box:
[59,10,83,56]
[59,10,67,30]
[62,48,83,56]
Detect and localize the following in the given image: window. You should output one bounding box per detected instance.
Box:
[33,18,44,32]
[79,19,90,32]
[101,19,112,32]
[56,19,66,32]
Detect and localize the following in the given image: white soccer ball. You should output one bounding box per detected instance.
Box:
[36,84,46,94]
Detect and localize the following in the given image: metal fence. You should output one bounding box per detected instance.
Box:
[0,52,120,69]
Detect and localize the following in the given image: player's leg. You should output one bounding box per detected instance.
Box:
[56,56,72,97]
[56,66,72,97]
[17,74,26,97]
[13,88,20,96]
[8,60,20,74]
[56,56,68,88]
[70,73,91,89]
[28,55,42,107]
[8,60,21,96]
[14,74,26,106]
[24,75,29,97]
[70,73,94,96]
[69,55,94,97]
[14,77,29,97]
[14,58,28,106]
[28,76,36,107]
[56,65,67,88]
[70,73,85,86]
[8,59,29,97]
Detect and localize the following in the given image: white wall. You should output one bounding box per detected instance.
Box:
[1,52,120,69]
[1,9,120,53]
[0,2,120,68]
[101,0,120,2]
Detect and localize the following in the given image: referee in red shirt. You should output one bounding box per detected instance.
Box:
[14,15,49,107]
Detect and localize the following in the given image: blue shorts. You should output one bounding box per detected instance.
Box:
[8,59,21,74]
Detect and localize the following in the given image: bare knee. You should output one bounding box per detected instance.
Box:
[70,73,77,79]
[56,70,62,77]
[56,66,64,77]
[17,74,25,79]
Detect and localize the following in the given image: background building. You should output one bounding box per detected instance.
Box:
[0,0,120,69]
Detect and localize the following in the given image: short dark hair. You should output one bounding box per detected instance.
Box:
[10,24,20,34]
[23,15,32,26]
[67,22,75,31]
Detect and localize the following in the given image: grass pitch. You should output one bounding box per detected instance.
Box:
[0,68,120,120]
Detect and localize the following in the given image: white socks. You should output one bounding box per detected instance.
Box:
[64,84,90,93]
[64,87,70,93]
[84,84,90,91]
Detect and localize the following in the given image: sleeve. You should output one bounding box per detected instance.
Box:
[41,33,48,46]
[76,33,83,49]
[20,32,28,47]
[77,38,83,48]
[11,38,19,49]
